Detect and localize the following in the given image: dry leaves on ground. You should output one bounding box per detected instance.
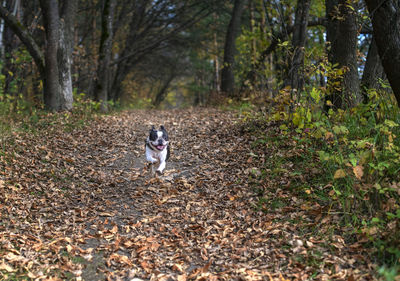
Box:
[0,108,376,280]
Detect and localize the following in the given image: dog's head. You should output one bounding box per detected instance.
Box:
[148,125,169,151]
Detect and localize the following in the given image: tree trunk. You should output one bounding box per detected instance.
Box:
[40,0,75,111]
[220,0,246,97]
[1,0,20,96]
[285,0,311,95]
[212,12,220,93]
[325,0,338,51]
[365,0,400,106]
[361,36,385,101]
[109,62,128,102]
[213,31,220,92]
[326,0,360,109]
[153,74,175,108]
[40,0,61,110]
[59,0,76,110]
[95,0,116,112]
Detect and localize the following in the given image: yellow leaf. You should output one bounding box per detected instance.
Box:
[334,169,346,179]
[353,165,364,180]
[111,225,118,234]
[312,129,323,139]
[99,212,115,217]
[173,263,184,273]
[273,112,281,121]
[0,262,14,272]
[66,244,73,253]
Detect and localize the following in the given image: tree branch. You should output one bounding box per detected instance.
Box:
[0,5,45,77]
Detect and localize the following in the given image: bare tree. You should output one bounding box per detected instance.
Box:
[109,1,211,102]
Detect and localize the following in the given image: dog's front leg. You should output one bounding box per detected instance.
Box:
[146,155,158,163]
[145,148,159,174]
[156,152,167,173]
[157,160,166,173]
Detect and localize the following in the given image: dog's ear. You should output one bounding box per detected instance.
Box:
[149,126,158,141]
[160,125,169,140]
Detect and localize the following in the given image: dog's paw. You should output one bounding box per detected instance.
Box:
[156,170,164,176]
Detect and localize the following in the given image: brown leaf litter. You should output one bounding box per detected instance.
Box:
[0,108,377,280]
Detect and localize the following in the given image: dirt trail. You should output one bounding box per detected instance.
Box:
[77,108,255,280]
[1,108,375,280]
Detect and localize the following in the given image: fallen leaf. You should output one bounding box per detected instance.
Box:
[111,225,118,234]
[0,262,15,272]
[334,169,346,179]
[353,165,363,180]
[177,274,187,281]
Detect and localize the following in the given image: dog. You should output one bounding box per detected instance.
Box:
[145,125,170,174]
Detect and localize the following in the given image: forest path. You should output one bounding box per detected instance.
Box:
[77,108,267,280]
[1,108,374,280]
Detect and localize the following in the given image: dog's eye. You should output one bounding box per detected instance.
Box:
[149,131,158,141]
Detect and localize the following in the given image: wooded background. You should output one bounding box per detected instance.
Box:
[0,0,399,111]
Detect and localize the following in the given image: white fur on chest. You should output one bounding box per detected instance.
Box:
[146,145,167,162]
[146,145,168,172]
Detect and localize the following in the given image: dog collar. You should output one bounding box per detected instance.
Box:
[146,140,156,151]
[147,140,164,151]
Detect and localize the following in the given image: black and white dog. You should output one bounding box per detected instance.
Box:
[145,125,170,174]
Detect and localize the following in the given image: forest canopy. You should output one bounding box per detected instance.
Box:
[0,0,398,111]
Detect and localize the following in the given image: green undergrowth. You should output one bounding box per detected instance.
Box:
[1,92,113,135]
[0,93,117,160]
[240,88,400,277]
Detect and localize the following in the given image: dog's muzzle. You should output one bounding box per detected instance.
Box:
[155,145,166,150]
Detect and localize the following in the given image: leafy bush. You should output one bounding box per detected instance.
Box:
[246,84,400,271]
